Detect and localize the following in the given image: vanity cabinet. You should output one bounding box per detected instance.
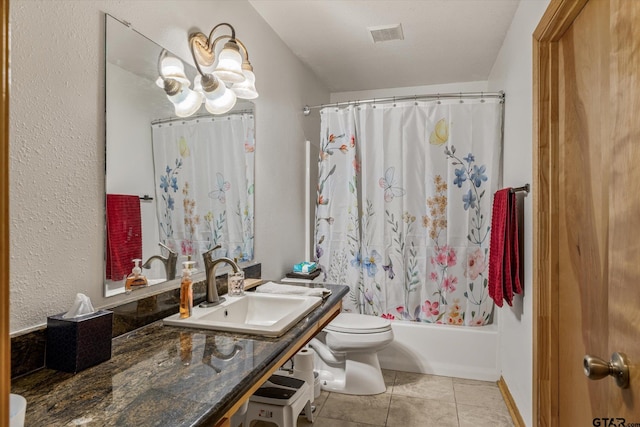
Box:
[11,284,347,426]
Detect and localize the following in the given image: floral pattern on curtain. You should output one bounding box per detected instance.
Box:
[314,99,503,326]
[151,113,255,271]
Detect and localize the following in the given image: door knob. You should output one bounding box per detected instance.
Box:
[583,352,630,388]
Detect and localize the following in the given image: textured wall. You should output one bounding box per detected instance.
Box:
[10,0,328,333]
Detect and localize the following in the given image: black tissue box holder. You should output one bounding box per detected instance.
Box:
[46,310,113,373]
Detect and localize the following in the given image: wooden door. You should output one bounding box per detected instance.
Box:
[606,1,640,418]
[534,0,640,425]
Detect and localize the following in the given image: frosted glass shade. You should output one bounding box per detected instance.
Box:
[168,85,203,117]
[231,69,258,99]
[213,46,245,83]
[204,87,237,115]
[158,56,190,86]
[195,74,227,102]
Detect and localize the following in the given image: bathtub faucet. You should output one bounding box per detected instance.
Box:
[200,244,240,307]
[142,242,178,280]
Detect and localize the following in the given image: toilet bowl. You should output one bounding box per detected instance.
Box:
[309,313,393,395]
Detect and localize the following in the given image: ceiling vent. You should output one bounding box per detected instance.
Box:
[368,24,404,43]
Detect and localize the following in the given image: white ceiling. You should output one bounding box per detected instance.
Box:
[249,0,520,93]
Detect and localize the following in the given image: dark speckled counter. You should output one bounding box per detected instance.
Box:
[11,283,348,427]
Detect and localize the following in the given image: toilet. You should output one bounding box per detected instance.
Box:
[309,313,394,395]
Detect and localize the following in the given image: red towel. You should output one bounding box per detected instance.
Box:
[106,194,142,281]
[489,188,522,307]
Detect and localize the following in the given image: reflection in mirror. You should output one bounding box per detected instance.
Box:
[104,15,255,297]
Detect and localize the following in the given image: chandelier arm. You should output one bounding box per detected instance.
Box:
[208,23,236,44]
[210,34,231,54]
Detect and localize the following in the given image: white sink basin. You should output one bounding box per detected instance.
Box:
[163,292,322,337]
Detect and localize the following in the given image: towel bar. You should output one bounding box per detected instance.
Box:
[509,184,530,194]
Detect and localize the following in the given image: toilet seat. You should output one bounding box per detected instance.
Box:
[325,313,392,334]
[324,313,394,353]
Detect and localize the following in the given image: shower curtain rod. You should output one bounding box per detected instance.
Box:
[151,109,255,125]
[303,91,505,116]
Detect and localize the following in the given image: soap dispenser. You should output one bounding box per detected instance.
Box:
[179,260,197,319]
[125,259,148,293]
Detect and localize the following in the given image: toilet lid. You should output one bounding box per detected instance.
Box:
[326,313,392,334]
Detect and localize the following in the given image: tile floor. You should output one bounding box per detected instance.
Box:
[250,370,514,427]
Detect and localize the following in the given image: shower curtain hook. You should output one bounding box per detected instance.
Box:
[459,92,464,103]
[393,96,396,107]
[373,97,376,109]
[481,92,485,103]
[414,94,418,106]
[437,93,441,105]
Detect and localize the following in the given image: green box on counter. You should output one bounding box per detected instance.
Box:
[46,310,113,373]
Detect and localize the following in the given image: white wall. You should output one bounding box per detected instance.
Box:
[487,1,550,425]
[9,0,329,334]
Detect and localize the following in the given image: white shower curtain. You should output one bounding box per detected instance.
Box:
[315,99,502,326]
[151,113,255,270]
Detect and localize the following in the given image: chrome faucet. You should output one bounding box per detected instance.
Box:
[142,242,178,280]
[200,244,239,307]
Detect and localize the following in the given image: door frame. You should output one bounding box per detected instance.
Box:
[533,0,589,425]
[1,0,9,425]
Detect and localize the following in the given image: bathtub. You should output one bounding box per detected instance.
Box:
[377,321,500,381]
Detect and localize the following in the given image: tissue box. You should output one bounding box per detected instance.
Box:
[293,262,317,273]
[46,310,113,373]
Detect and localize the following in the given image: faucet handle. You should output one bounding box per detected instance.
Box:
[203,244,223,260]
[158,242,177,255]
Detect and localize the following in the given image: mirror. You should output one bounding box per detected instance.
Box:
[104,15,255,297]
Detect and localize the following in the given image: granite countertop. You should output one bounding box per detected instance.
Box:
[12,283,348,427]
